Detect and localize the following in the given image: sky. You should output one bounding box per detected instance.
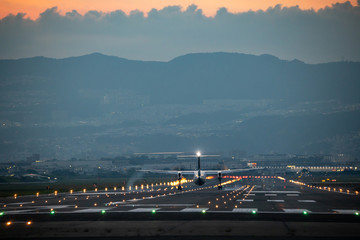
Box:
[0,0,359,63]
[1,0,358,19]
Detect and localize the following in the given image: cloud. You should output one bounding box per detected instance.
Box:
[0,2,359,63]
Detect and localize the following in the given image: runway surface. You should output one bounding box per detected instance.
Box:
[1,176,360,238]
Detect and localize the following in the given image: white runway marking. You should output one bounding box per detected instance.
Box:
[283,209,311,213]
[74,207,113,213]
[127,204,194,207]
[145,196,155,199]
[247,194,255,196]
[39,205,73,209]
[3,209,34,214]
[232,208,258,213]
[267,199,284,202]
[287,194,299,196]
[7,202,33,205]
[128,208,160,212]
[72,192,125,196]
[333,209,359,214]
[105,201,126,205]
[298,200,316,203]
[180,208,208,212]
[252,191,300,194]
[265,194,277,196]
[236,199,254,202]
[127,199,141,202]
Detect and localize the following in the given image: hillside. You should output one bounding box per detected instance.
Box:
[0,52,360,159]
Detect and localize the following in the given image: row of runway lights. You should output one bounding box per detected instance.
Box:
[196,178,256,210]
[10,179,192,200]
[209,185,254,210]
[4,180,192,209]
[283,177,359,216]
[4,185,193,209]
[10,176,277,200]
[4,177,276,210]
[284,178,360,196]
[3,178,245,218]
[3,178,269,212]
[4,178,330,225]
[106,179,249,213]
[2,179,231,215]
[1,177,296,210]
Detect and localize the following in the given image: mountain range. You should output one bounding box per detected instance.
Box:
[0,52,360,159]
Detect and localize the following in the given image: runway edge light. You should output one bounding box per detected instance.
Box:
[151,209,156,214]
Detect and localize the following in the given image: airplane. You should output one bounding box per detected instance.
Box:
[138,151,264,190]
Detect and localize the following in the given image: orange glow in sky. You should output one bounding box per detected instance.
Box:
[0,0,358,19]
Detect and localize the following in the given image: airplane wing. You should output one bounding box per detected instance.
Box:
[203,168,264,174]
[137,170,195,175]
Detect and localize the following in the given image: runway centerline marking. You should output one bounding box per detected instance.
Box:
[128,208,160,212]
[333,209,359,214]
[298,200,316,203]
[267,199,284,202]
[232,208,258,213]
[180,208,208,212]
[287,194,299,196]
[251,191,300,194]
[73,207,113,213]
[283,209,311,213]
[7,202,33,205]
[236,199,254,202]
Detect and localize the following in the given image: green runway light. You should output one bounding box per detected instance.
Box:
[50,210,55,215]
[101,210,106,214]
[251,210,257,214]
[303,211,308,215]
[0,212,4,216]
[151,209,156,214]
[201,209,206,214]
[355,212,359,216]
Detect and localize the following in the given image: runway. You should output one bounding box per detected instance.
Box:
[1,176,360,238]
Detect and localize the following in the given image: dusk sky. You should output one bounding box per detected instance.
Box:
[1,0,358,18]
[0,0,359,62]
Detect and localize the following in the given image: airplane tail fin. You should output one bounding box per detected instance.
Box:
[197,156,201,170]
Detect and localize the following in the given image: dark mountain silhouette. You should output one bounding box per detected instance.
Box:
[1,52,360,107]
[1,52,360,158]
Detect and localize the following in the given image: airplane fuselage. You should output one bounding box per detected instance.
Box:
[193,170,206,185]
